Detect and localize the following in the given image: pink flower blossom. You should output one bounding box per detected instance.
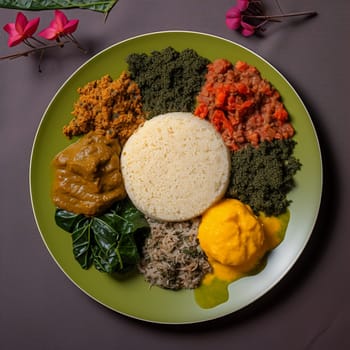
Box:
[3,12,40,47]
[226,1,317,37]
[225,6,242,30]
[225,1,251,31]
[39,10,79,40]
[241,21,256,37]
[237,0,249,11]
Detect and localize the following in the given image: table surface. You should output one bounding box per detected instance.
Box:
[1,1,349,349]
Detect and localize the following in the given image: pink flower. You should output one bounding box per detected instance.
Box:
[237,0,249,11]
[39,10,79,40]
[225,1,250,31]
[3,12,40,47]
[226,6,242,30]
[225,0,317,38]
[241,21,256,37]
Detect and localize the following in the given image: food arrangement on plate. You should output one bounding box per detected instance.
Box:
[50,46,302,309]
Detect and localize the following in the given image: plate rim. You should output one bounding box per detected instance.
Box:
[29,30,323,324]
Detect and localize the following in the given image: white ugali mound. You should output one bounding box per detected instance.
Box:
[120,112,231,221]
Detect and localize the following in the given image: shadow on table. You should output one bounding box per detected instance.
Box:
[25,36,100,73]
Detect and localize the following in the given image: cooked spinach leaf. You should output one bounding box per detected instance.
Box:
[91,217,121,273]
[55,209,86,233]
[108,199,150,234]
[71,221,93,269]
[54,199,150,273]
[0,0,119,14]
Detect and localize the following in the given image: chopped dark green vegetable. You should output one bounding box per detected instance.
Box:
[55,199,150,273]
[126,47,210,118]
[226,139,302,216]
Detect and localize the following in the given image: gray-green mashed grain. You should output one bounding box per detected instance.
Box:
[227,139,302,216]
[126,47,210,118]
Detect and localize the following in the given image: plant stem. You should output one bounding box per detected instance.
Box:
[65,34,88,54]
[23,39,36,49]
[30,36,47,46]
[0,41,68,60]
[243,10,317,20]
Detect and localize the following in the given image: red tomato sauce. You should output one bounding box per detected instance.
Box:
[194,59,294,151]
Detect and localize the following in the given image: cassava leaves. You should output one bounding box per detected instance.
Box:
[0,0,119,14]
[55,199,150,274]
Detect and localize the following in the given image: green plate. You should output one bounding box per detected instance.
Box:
[30,31,322,324]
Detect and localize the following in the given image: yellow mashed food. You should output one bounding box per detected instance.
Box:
[196,198,289,308]
[198,199,265,267]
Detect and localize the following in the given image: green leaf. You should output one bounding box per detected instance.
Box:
[108,199,150,234]
[104,200,150,263]
[91,217,118,251]
[116,233,139,266]
[91,217,122,272]
[55,209,93,269]
[0,0,119,14]
[71,221,93,269]
[53,199,150,274]
[91,209,145,273]
[55,209,86,233]
[92,245,120,273]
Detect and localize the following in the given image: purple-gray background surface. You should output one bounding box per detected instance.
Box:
[1,1,349,349]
